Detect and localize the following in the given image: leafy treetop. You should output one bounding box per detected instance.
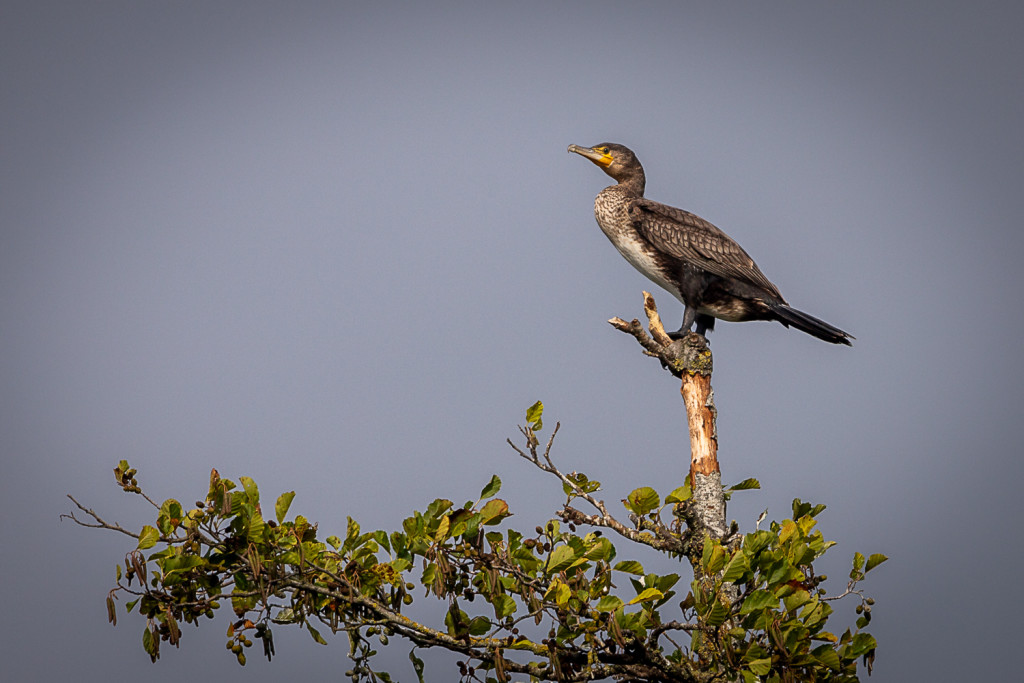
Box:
[66,403,885,682]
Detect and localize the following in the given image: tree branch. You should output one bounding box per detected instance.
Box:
[63,495,141,540]
[609,293,728,540]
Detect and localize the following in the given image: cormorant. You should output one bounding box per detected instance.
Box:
[568,142,853,345]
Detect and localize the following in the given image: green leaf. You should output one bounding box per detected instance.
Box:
[158,499,183,535]
[434,515,450,541]
[584,537,615,561]
[866,553,888,572]
[275,491,295,523]
[373,529,391,554]
[850,632,877,657]
[767,561,802,587]
[547,544,578,574]
[424,498,453,520]
[791,542,815,567]
[743,642,768,660]
[701,535,714,568]
[783,590,813,613]
[728,478,761,491]
[492,594,516,619]
[665,483,692,504]
[479,475,502,500]
[421,563,437,588]
[563,472,601,496]
[704,544,728,574]
[347,516,361,543]
[450,508,475,537]
[137,525,159,550]
[720,552,750,584]
[546,580,571,606]
[614,560,645,575]
[462,513,481,542]
[705,600,731,627]
[142,625,156,657]
[239,476,259,504]
[161,555,204,577]
[743,529,775,556]
[779,519,799,545]
[627,587,664,605]
[812,644,842,670]
[747,657,772,676]
[624,487,660,515]
[792,498,826,519]
[479,498,510,525]
[247,510,265,542]
[409,649,425,683]
[468,616,491,636]
[525,401,544,430]
[595,595,624,613]
[656,573,681,592]
[797,515,818,535]
[739,590,778,615]
[851,551,866,579]
[305,623,328,645]
[801,602,829,631]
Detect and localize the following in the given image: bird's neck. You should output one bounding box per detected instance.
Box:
[618,174,645,197]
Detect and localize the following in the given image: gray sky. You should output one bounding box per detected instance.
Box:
[2,1,1022,680]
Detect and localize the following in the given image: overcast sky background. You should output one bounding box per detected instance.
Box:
[2,2,1022,681]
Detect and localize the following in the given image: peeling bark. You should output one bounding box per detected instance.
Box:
[611,293,741,681]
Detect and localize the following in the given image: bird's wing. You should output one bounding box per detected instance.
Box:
[628,198,782,298]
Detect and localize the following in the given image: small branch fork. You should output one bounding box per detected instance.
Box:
[607,291,710,381]
[63,496,142,541]
[64,494,218,548]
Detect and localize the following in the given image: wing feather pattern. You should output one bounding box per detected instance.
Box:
[627,198,782,299]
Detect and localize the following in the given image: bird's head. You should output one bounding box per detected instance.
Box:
[567,142,645,186]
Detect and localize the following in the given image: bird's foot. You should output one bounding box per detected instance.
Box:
[667,328,708,343]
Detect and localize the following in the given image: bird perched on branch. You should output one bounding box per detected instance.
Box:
[568,142,853,345]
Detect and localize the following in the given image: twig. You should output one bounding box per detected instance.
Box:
[558,505,682,554]
[608,316,665,358]
[642,290,675,347]
[650,620,700,639]
[507,425,683,553]
[821,580,865,602]
[63,495,141,540]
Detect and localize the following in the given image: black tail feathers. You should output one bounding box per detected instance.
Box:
[770,304,853,346]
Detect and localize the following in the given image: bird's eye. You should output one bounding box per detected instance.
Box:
[600,147,610,153]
